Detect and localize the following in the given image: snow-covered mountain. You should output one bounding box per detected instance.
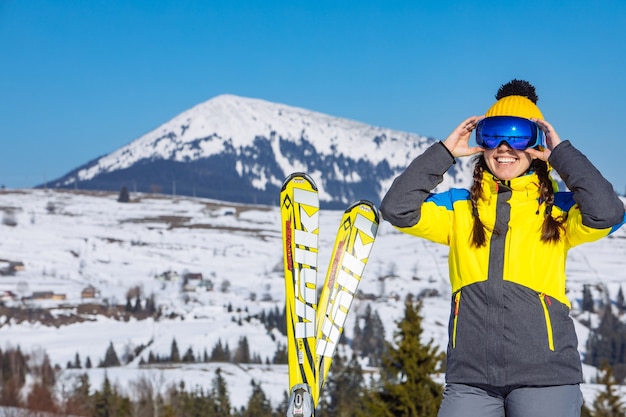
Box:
[46,95,473,208]
[1,189,625,409]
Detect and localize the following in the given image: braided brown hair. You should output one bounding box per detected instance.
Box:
[469,156,489,248]
[532,159,567,243]
[469,157,566,247]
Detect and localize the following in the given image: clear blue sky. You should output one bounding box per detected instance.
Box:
[2,0,625,194]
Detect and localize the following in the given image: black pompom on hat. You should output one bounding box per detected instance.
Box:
[485,79,544,120]
[496,79,539,104]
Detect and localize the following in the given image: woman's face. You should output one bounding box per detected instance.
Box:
[483,143,534,181]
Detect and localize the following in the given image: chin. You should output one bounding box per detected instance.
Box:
[491,169,521,181]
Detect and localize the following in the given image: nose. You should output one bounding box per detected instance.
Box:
[496,140,513,150]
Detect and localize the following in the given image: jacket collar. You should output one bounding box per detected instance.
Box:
[481,171,541,201]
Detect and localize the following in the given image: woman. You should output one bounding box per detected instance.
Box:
[379,80,625,417]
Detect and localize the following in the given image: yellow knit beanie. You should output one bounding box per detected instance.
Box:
[485,95,544,120]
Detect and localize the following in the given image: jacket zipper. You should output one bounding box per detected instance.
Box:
[452,291,461,349]
[539,293,555,351]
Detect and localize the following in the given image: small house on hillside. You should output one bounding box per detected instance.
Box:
[0,261,25,276]
[10,261,25,272]
[30,291,67,301]
[198,279,214,291]
[183,277,213,293]
[0,291,17,303]
[32,291,54,300]
[184,272,203,281]
[81,285,100,299]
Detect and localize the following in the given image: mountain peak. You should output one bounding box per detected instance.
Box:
[177,93,391,147]
[48,95,474,207]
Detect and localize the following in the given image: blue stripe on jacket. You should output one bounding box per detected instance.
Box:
[425,188,471,210]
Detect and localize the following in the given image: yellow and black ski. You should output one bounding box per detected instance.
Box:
[281,173,320,415]
[315,200,379,400]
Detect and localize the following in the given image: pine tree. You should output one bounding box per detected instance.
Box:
[0,347,39,408]
[164,382,188,417]
[170,338,181,363]
[583,284,595,313]
[117,186,130,203]
[276,306,287,336]
[182,347,195,363]
[318,353,365,417]
[352,316,363,353]
[233,336,251,363]
[40,353,56,386]
[133,295,142,313]
[274,390,290,417]
[353,305,386,365]
[101,342,121,367]
[74,352,82,369]
[618,286,625,316]
[64,373,92,416]
[146,293,157,316]
[181,386,212,417]
[241,380,273,416]
[362,296,444,417]
[211,368,232,417]
[93,373,116,417]
[272,343,288,364]
[211,339,231,362]
[592,363,626,417]
[359,305,374,356]
[366,310,386,366]
[585,304,626,368]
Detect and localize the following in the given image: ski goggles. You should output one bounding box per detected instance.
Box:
[475,116,545,150]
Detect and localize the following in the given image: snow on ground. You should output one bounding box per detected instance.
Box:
[0,189,625,408]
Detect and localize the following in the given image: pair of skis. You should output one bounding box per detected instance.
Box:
[280,173,379,417]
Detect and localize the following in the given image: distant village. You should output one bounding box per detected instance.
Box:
[0,257,213,311]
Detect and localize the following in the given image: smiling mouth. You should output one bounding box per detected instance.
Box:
[495,156,517,164]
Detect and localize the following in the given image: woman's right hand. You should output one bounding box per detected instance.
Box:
[442,116,485,158]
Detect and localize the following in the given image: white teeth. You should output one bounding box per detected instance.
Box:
[496,157,516,163]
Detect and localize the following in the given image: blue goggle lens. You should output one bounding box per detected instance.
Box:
[475,116,544,150]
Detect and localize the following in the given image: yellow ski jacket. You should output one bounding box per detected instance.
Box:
[380,141,625,387]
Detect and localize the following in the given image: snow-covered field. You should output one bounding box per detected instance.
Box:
[0,189,625,408]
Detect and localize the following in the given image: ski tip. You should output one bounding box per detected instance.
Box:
[345,200,380,223]
[281,172,318,192]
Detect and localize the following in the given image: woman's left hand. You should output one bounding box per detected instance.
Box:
[526,119,563,161]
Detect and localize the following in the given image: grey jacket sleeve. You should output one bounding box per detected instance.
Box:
[549,140,625,229]
[379,142,455,228]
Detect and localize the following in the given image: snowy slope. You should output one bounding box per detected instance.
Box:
[0,189,625,408]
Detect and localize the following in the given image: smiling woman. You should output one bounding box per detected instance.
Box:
[379,79,626,417]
